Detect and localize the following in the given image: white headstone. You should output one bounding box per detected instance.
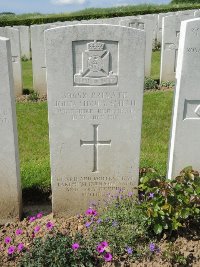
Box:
[0,27,23,95]
[168,18,200,178]
[120,17,153,77]
[45,24,145,217]
[160,13,194,82]
[157,12,175,43]
[14,26,31,60]
[31,23,66,95]
[0,37,22,223]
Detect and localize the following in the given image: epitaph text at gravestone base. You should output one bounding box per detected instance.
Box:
[45,25,145,217]
[0,37,22,223]
[168,18,200,178]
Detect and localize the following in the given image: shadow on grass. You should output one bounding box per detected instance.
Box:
[22,186,51,205]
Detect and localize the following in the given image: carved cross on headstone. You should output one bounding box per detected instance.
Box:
[80,124,111,172]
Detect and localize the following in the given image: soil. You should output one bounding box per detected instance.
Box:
[0,203,200,267]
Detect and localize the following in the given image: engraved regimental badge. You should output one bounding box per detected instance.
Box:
[74,40,118,86]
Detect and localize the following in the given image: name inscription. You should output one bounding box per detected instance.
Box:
[53,91,135,121]
[57,175,136,197]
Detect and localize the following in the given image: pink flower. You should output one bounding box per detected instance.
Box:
[72,243,79,250]
[17,243,24,252]
[101,241,108,248]
[104,252,112,262]
[96,244,105,253]
[5,236,12,244]
[29,216,36,223]
[85,208,98,216]
[85,208,93,215]
[36,212,43,219]
[34,225,40,233]
[7,246,15,255]
[46,221,54,230]
[92,209,98,216]
[15,229,23,235]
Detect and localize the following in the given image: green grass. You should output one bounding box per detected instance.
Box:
[18,52,173,190]
[16,103,50,189]
[141,91,173,175]
[22,60,33,91]
[151,51,161,80]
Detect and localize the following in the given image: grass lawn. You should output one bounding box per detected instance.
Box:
[19,51,173,191]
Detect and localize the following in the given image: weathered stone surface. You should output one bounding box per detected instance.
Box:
[45,24,145,217]
[120,17,153,76]
[0,37,22,223]
[157,11,175,43]
[0,27,23,95]
[14,26,31,60]
[167,18,200,178]
[160,13,195,82]
[31,24,55,95]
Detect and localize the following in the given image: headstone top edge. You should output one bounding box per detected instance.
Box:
[0,36,9,41]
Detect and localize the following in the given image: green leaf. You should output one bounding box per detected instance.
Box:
[153,224,163,234]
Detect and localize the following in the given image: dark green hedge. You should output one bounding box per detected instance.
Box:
[1,4,200,27]
[171,0,200,3]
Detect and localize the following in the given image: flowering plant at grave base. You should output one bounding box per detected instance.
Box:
[19,233,98,266]
[138,166,200,234]
[85,190,150,261]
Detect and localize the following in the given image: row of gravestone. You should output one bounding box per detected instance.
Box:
[0,18,199,223]
[1,8,200,98]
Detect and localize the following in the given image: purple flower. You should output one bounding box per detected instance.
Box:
[46,221,54,230]
[7,246,15,255]
[149,243,155,252]
[34,225,40,233]
[29,216,36,223]
[104,252,112,262]
[85,221,92,228]
[128,192,133,197]
[126,247,133,254]
[112,221,118,227]
[36,212,43,219]
[85,208,97,216]
[101,241,108,248]
[15,229,23,235]
[97,218,102,224]
[72,243,79,251]
[149,193,154,199]
[96,244,105,253]
[5,236,12,244]
[17,243,24,252]
[85,208,93,215]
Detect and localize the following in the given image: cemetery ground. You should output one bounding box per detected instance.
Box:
[0,52,200,266]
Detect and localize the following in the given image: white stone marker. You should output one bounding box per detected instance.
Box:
[45,24,145,217]
[160,13,194,82]
[120,17,153,77]
[168,18,200,178]
[6,28,23,96]
[31,23,66,95]
[157,12,175,43]
[0,27,23,95]
[0,37,22,223]
[14,26,31,60]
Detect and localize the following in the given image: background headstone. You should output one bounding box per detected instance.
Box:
[167,18,200,178]
[14,26,31,60]
[45,24,145,217]
[120,17,153,77]
[0,27,23,95]
[0,37,22,223]
[160,13,194,82]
